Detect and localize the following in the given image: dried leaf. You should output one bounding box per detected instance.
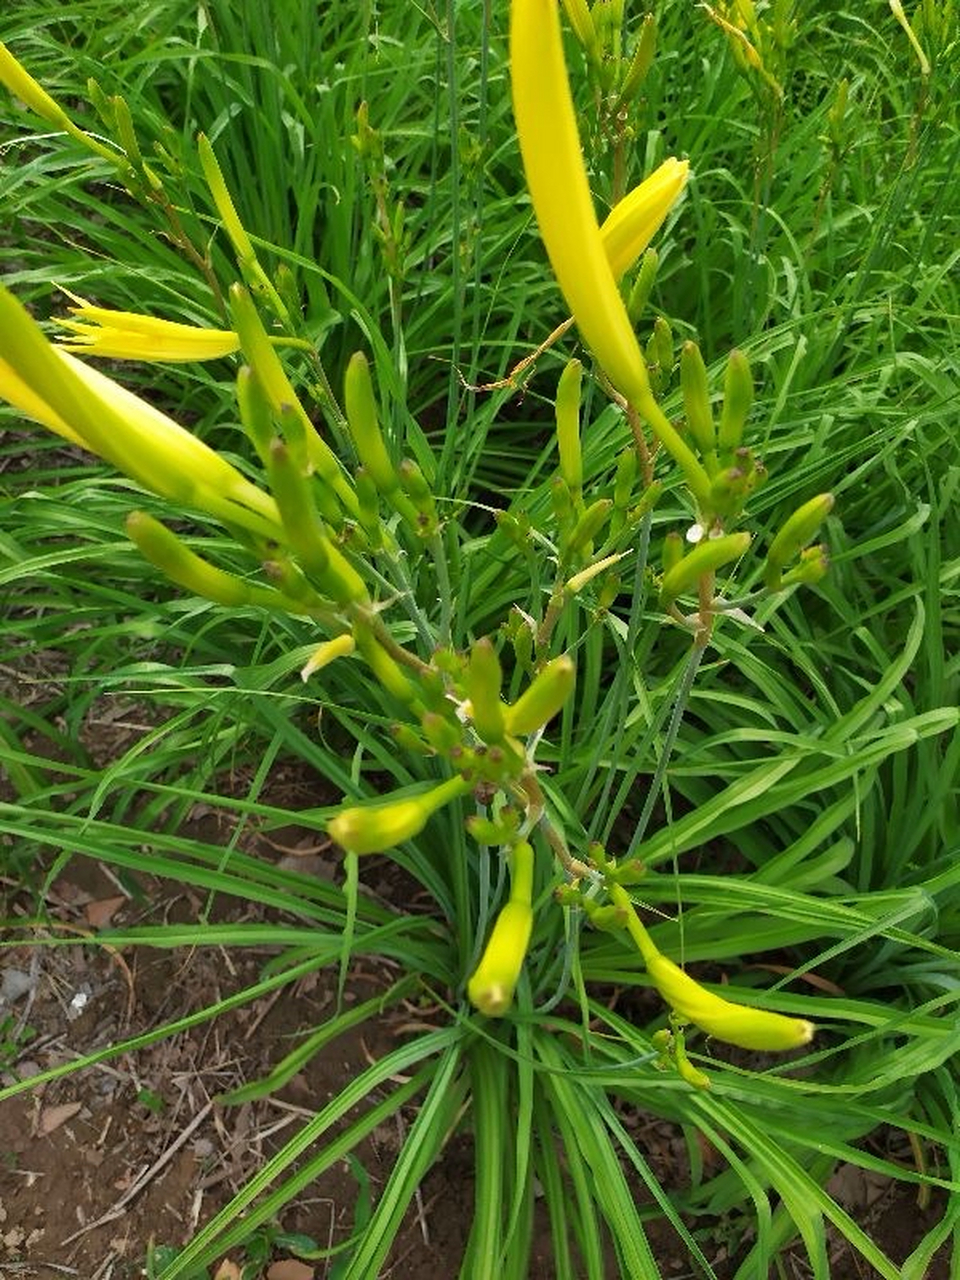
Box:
[39,1101,83,1135]
[213,1261,242,1280]
[267,1261,314,1280]
[85,896,126,928]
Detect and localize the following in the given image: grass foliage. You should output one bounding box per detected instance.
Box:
[1,1,959,1277]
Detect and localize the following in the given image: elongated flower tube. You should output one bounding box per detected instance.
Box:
[56,294,241,363]
[0,286,281,541]
[0,41,72,129]
[610,884,814,1052]
[327,775,471,855]
[511,0,712,510]
[468,839,535,1016]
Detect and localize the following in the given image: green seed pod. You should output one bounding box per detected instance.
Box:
[619,13,657,103]
[344,351,399,494]
[613,447,638,510]
[420,710,464,754]
[464,637,507,744]
[780,543,830,589]
[328,775,471,855]
[236,365,273,466]
[717,348,753,456]
[653,315,673,377]
[662,530,685,577]
[680,341,716,463]
[126,511,291,611]
[644,949,815,1052]
[764,494,834,589]
[565,498,613,556]
[660,531,751,608]
[555,358,584,497]
[503,654,576,736]
[627,247,659,323]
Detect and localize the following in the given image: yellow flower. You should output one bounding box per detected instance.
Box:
[510,0,712,509]
[0,285,280,541]
[0,41,72,130]
[600,158,690,281]
[56,291,241,363]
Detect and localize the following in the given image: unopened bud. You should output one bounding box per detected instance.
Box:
[717,349,753,456]
[328,775,470,855]
[503,654,576,735]
[555,358,583,497]
[464,637,506,744]
[764,494,834,589]
[680,341,716,463]
[660,532,751,607]
[344,352,399,494]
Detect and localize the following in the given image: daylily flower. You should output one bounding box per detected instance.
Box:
[0,41,73,130]
[56,291,241,363]
[0,285,281,541]
[510,0,712,509]
[599,158,690,281]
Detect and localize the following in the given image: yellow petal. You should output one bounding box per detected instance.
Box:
[511,0,657,406]
[511,0,711,508]
[0,42,72,130]
[0,358,84,445]
[600,159,689,280]
[57,298,241,363]
[0,285,280,539]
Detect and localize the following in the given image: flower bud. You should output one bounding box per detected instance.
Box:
[717,348,753,457]
[644,950,814,1052]
[619,14,657,104]
[126,511,292,611]
[680,341,716,464]
[344,352,399,494]
[565,498,613,556]
[627,248,659,323]
[660,532,751,608]
[555,358,583,497]
[467,839,535,1016]
[652,316,673,377]
[300,633,356,682]
[764,494,834,589]
[503,654,576,735]
[464,637,507,744]
[327,775,470,855]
